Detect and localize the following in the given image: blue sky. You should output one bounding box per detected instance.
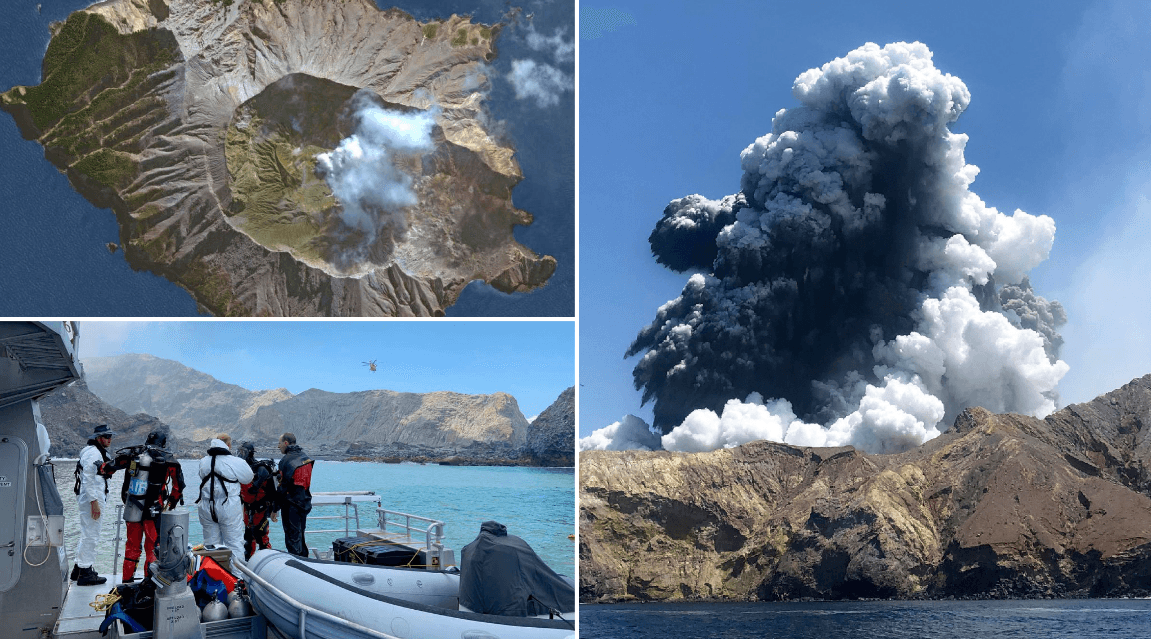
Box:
[78,321,573,419]
[578,0,1151,437]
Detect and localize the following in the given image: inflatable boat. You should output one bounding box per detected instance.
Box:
[244,550,576,639]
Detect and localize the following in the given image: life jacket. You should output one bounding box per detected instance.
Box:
[196,449,240,524]
[278,446,314,514]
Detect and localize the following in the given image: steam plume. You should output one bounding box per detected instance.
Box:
[618,42,1067,454]
[579,415,662,452]
[315,90,437,245]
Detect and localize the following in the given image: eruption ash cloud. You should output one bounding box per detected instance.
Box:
[611,42,1069,454]
[315,90,437,243]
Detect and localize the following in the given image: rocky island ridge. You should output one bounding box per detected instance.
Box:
[581,374,1151,602]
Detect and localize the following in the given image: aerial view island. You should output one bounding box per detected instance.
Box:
[1,0,558,316]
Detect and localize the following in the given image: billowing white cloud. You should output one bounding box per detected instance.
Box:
[579,415,662,451]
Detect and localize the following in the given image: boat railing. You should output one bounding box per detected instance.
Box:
[110,503,124,578]
[375,508,446,554]
[233,555,403,639]
[307,491,380,537]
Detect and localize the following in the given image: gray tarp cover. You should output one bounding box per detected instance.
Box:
[459,521,575,616]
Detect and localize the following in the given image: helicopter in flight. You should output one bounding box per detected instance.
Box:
[363,360,377,372]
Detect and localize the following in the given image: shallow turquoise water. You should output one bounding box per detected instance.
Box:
[53,459,575,577]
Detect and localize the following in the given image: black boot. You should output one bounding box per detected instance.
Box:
[70,563,80,581]
[77,566,107,586]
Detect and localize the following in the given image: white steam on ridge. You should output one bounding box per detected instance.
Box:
[597,42,1068,455]
[315,90,438,241]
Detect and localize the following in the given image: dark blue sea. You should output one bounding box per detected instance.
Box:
[580,600,1151,638]
[0,0,572,317]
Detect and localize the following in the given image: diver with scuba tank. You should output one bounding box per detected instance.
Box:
[103,429,186,582]
[238,442,280,560]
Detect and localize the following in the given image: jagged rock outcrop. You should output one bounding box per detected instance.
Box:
[1,0,555,316]
[35,379,191,457]
[523,386,574,466]
[580,374,1151,602]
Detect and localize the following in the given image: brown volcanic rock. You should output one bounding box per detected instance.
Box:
[579,375,1151,602]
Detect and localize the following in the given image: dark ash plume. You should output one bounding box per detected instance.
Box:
[617,42,1067,454]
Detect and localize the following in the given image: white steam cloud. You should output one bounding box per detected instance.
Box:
[315,90,438,240]
[579,415,662,452]
[507,59,573,108]
[610,42,1068,455]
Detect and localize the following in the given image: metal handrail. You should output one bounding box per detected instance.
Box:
[111,504,123,578]
[376,508,445,553]
[233,556,402,639]
[306,501,362,537]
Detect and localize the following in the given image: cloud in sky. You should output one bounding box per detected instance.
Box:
[600,41,1067,454]
[506,59,573,108]
[523,23,574,63]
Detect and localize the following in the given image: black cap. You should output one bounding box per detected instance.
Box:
[92,424,116,438]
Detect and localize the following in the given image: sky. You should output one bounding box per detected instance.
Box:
[578,0,1151,439]
[78,320,573,419]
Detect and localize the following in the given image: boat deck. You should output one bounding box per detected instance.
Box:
[54,569,266,639]
[55,572,136,639]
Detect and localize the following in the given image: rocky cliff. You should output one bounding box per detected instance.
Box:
[84,354,292,440]
[237,387,530,451]
[1,0,555,316]
[83,353,558,463]
[35,379,192,457]
[580,375,1151,602]
[523,386,574,466]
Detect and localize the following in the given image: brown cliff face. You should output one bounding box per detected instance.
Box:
[579,375,1151,602]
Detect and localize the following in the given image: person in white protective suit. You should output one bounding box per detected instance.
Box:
[196,435,254,564]
[73,424,114,585]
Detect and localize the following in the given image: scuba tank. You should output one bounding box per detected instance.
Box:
[123,449,152,522]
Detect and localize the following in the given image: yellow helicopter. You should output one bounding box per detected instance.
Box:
[362,360,377,372]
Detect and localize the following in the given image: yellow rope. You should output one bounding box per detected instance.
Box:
[90,592,121,612]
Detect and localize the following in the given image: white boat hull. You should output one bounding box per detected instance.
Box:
[246,550,575,639]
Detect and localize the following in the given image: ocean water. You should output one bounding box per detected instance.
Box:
[580,600,1151,638]
[52,459,575,577]
[0,0,573,317]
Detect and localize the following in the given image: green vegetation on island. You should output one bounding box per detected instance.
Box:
[1,11,177,195]
[222,74,359,263]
